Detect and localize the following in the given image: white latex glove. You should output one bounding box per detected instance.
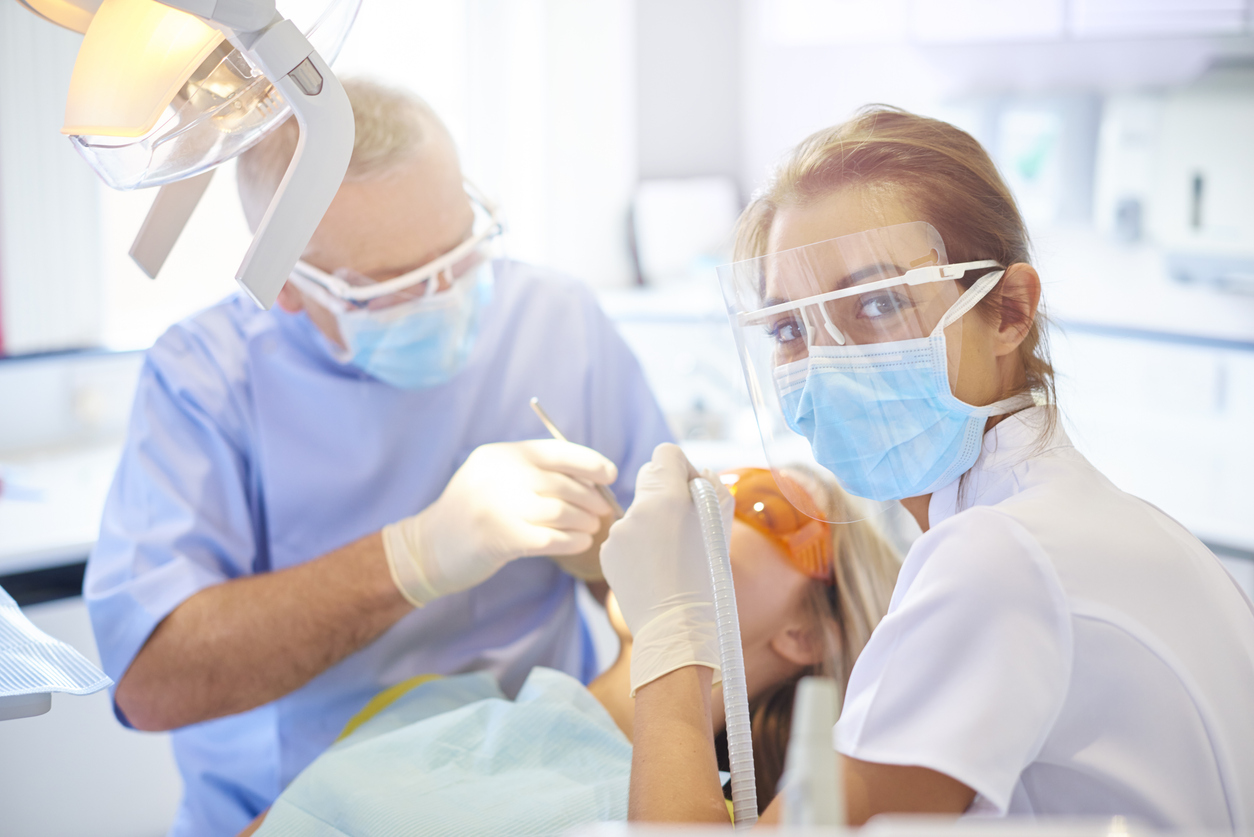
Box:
[383,440,617,607]
[599,442,733,695]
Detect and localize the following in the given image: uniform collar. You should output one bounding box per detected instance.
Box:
[927,406,1071,529]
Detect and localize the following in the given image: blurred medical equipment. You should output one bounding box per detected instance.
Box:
[1156,69,1254,295]
[0,583,110,720]
[13,0,359,308]
[778,676,844,827]
[718,221,1031,520]
[530,397,625,519]
[1095,69,1254,296]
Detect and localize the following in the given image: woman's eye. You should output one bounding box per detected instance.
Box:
[856,292,907,319]
[766,317,804,346]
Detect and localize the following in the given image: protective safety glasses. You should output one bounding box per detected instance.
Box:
[717,221,1003,521]
[720,468,833,581]
[290,180,503,312]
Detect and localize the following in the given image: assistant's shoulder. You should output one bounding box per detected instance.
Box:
[902,506,1069,615]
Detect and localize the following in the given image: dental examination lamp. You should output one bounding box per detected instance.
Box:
[14,0,360,308]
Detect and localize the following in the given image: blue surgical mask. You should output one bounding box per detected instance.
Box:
[774,273,1034,501]
[333,264,492,390]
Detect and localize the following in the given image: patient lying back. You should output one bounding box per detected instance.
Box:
[243,467,900,837]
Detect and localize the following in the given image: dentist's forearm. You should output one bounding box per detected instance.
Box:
[115,532,412,731]
[628,665,730,824]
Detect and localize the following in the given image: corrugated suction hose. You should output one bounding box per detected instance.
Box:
[689,476,757,829]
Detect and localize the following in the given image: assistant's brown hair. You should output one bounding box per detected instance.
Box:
[734,105,1055,408]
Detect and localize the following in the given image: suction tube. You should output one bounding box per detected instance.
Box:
[689,477,757,829]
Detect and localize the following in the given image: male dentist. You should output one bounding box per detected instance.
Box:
[85,79,671,837]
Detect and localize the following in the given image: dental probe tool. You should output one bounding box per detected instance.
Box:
[530,397,625,519]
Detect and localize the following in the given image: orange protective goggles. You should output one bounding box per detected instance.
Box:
[720,467,833,580]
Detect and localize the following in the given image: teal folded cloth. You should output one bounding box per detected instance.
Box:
[0,585,110,697]
[257,667,632,837]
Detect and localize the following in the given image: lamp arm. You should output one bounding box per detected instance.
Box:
[154,2,355,308]
[229,20,354,307]
[155,0,276,33]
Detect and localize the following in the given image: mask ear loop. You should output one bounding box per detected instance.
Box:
[927,267,1036,416]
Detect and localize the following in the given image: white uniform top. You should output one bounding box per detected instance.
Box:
[835,407,1254,829]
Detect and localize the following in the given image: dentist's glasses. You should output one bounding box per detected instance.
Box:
[290,181,504,313]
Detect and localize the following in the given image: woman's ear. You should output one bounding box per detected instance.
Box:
[991,263,1041,357]
[769,620,829,669]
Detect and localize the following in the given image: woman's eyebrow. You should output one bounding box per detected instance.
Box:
[834,262,907,290]
[762,262,908,304]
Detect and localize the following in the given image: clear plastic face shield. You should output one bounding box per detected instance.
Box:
[718,221,1015,522]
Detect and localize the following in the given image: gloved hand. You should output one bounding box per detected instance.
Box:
[599,443,733,695]
[548,517,614,582]
[383,440,617,607]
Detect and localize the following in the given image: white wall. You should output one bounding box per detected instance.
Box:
[636,0,741,181]
[0,4,101,355]
[99,163,249,350]
[466,0,638,287]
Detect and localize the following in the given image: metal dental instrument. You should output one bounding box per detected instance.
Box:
[529,397,624,519]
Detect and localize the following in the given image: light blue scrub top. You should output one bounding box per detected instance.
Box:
[84,260,671,837]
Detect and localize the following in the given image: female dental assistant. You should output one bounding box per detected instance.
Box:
[601,107,1254,828]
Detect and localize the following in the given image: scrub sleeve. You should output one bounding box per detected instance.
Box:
[86,323,256,722]
[835,507,1074,812]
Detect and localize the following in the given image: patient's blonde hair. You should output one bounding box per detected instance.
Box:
[731,467,900,812]
[236,77,451,230]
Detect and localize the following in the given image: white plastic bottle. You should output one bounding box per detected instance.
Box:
[779,675,845,828]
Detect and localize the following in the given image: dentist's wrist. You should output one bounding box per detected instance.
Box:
[382,514,441,608]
